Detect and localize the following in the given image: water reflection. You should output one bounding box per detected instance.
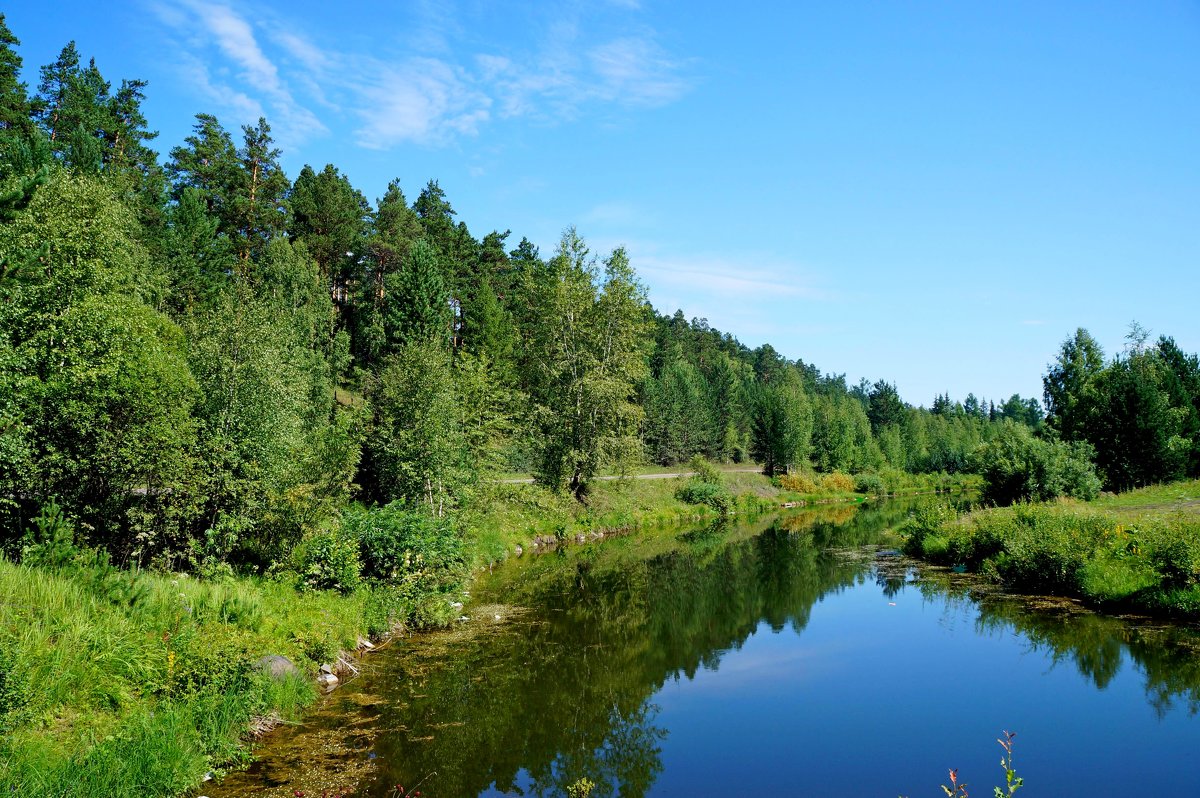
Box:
[359,503,915,797]
[211,501,1200,798]
[912,569,1200,717]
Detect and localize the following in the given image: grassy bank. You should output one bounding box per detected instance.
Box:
[467,465,976,561]
[902,479,1200,617]
[0,502,469,796]
[0,465,971,797]
[0,557,375,796]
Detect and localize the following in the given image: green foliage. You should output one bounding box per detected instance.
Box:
[750,369,813,477]
[342,502,467,589]
[1043,326,1197,491]
[0,633,31,733]
[20,499,80,569]
[854,473,886,496]
[687,455,723,485]
[363,341,470,512]
[973,423,1101,505]
[0,551,373,797]
[294,526,362,594]
[382,239,450,351]
[645,358,716,464]
[903,483,1200,616]
[525,230,649,498]
[675,480,733,515]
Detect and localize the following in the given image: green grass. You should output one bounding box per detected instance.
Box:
[0,557,381,797]
[1091,479,1200,511]
[901,479,1200,618]
[466,467,981,560]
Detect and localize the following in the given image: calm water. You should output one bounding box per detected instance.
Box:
[213,503,1200,797]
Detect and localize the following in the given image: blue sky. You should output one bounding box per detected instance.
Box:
[6,1,1198,406]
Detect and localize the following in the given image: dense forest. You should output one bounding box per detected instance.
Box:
[2,19,1198,573]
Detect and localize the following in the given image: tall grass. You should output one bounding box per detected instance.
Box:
[0,557,366,796]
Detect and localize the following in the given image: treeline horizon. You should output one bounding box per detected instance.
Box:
[2,19,1198,571]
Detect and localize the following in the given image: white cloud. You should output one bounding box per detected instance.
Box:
[155,1,328,149]
[353,58,491,149]
[152,2,691,151]
[637,253,828,300]
[272,30,327,72]
[183,0,281,94]
[177,52,264,121]
[588,37,689,105]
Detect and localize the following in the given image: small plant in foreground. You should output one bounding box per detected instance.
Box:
[993,730,1023,797]
[903,730,1023,798]
[941,768,967,797]
[389,770,436,797]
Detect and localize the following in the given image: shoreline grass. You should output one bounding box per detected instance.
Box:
[902,479,1200,618]
[1,465,975,797]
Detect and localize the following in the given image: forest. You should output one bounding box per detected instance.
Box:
[2,18,1199,577]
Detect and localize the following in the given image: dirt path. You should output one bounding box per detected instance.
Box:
[1107,498,1200,516]
[496,468,763,485]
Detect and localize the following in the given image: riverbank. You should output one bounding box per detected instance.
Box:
[0,466,971,797]
[0,556,377,796]
[902,479,1200,618]
[466,466,974,560]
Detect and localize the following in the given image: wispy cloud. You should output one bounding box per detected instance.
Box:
[638,253,829,300]
[151,1,692,151]
[587,37,690,105]
[352,58,491,149]
[153,0,327,149]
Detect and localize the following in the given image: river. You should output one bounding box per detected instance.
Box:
[210,501,1200,797]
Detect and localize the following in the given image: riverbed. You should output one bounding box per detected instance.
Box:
[209,502,1200,797]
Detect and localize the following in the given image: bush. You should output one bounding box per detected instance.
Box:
[341,503,466,588]
[775,473,817,493]
[20,500,82,570]
[295,527,362,593]
[973,424,1101,506]
[675,480,733,515]
[820,472,856,493]
[687,455,723,485]
[901,501,960,559]
[1145,522,1200,589]
[854,473,886,496]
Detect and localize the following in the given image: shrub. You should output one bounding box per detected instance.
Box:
[341,503,466,588]
[901,501,959,559]
[854,473,886,496]
[687,455,723,485]
[1145,522,1200,589]
[973,424,1101,506]
[676,481,733,515]
[20,500,82,570]
[775,473,817,493]
[820,472,856,493]
[295,527,362,593]
[166,628,254,698]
